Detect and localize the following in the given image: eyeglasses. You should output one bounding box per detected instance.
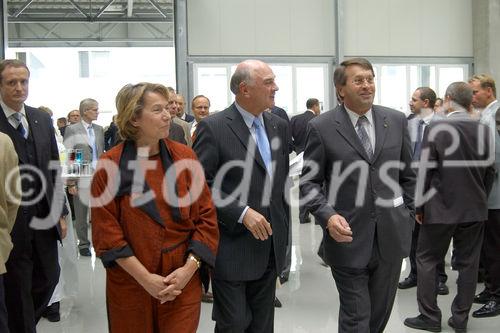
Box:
[352,76,375,86]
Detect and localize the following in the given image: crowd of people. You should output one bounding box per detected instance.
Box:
[0,56,498,333]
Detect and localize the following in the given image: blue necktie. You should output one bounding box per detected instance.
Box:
[88,125,98,167]
[252,118,272,176]
[413,120,425,160]
[356,116,373,159]
[12,112,27,139]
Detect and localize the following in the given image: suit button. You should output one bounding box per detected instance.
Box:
[371,167,376,172]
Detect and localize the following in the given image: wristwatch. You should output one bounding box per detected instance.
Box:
[188,254,201,269]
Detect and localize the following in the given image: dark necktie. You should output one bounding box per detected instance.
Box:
[12,112,27,139]
[356,116,373,159]
[413,120,425,160]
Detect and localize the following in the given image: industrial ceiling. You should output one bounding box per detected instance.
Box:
[6,0,175,47]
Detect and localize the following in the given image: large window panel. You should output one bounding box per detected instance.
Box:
[379,65,408,112]
[295,66,326,115]
[195,66,229,112]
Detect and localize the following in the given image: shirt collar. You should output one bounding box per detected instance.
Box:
[235,102,264,129]
[344,105,374,128]
[0,100,26,119]
[81,119,92,128]
[420,112,435,124]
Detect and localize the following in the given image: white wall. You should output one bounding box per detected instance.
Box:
[187,0,336,56]
[187,0,473,58]
[343,0,473,57]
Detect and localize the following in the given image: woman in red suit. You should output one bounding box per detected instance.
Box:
[91,82,218,332]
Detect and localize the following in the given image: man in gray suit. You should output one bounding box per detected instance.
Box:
[300,57,416,333]
[404,82,495,332]
[193,59,290,332]
[468,74,500,318]
[63,98,104,257]
[399,87,449,295]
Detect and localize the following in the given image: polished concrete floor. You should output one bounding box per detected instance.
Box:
[38,185,500,332]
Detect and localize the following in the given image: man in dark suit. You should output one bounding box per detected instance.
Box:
[0,59,67,332]
[64,98,104,257]
[176,93,195,123]
[399,87,449,295]
[291,98,320,154]
[404,82,495,332]
[300,58,416,333]
[291,98,320,225]
[193,59,290,332]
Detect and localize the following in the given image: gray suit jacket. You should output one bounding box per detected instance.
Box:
[193,104,290,281]
[300,105,416,268]
[63,121,105,162]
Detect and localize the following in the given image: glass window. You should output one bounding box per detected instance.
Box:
[195,66,229,113]
[438,66,465,98]
[295,66,325,116]
[271,65,293,114]
[380,65,407,112]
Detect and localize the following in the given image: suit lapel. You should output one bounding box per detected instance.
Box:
[25,107,45,167]
[263,111,279,170]
[371,106,388,162]
[334,105,371,161]
[226,104,267,173]
[0,107,27,163]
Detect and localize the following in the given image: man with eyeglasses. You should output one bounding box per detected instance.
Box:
[301,57,416,332]
[190,95,211,138]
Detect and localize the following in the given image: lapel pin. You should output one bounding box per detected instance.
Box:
[384,123,388,128]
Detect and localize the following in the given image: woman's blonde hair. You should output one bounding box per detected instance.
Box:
[115,82,170,141]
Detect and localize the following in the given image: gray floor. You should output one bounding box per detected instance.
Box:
[38,185,500,332]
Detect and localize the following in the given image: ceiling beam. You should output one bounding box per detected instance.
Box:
[12,0,34,17]
[8,17,172,23]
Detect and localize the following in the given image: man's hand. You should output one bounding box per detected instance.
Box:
[415,213,423,224]
[327,214,352,243]
[242,208,272,241]
[59,217,67,239]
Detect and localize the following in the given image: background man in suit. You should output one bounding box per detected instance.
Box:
[166,89,192,146]
[189,94,210,138]
[63,98,104,257]
[0,59,67,332]
[176,93,195,122]
[67,109,80,125]
[291,98,320,225]
[300,58,416,333]
[399,87,449,295]
[0,133,20,333]
[468,74,500,318]
[193,59,290,332]
[404,82,495,332]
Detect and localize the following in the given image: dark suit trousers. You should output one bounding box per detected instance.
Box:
[481,209,500,299]
[212,249,277,333]
[417,222,484,326]
[4,228,59,333]
[409,222,447,282]
[0,275,8,333]
[331,240,402,333]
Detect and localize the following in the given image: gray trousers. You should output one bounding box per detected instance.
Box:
[72,182,91,250]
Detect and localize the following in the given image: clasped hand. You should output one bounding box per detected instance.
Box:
[142,264,197,304]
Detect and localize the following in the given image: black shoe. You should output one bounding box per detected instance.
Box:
[274,297,282,308]
[398,276,417,289]
[447,317,466,333]
[279,274,289,284]
[474,290,492,304]
[437,281,449,295]
[79,248,91,257]
[404,314,441,332]
[472,300,500,318]
[42,302,60,322]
